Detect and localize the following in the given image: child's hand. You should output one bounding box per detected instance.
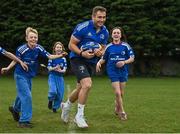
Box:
[1,67,9,74]
[116,61,125,68]
[62,52,68,57]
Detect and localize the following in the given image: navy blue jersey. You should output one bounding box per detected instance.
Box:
[70,20,109,64]
[0,46,6,55]
[15,44,50,78]
[48,57,67,76]
[103,42,135,77]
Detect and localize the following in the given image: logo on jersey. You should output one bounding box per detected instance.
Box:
[121,51,125,55]
[100,34,105,39]
[110,55,124,61]
[87,32,92,37]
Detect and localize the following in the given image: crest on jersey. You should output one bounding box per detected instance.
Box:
[121,51,125,55]
[100,34,105,39]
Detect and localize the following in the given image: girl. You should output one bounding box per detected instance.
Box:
[47,42,67,113]
[96,27,135,120]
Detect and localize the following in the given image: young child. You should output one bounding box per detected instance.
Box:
[47,42,67,113]
[96,27,135,121]
[0,46,28,73]
[2,27,67,128]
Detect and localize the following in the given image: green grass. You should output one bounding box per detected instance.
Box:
[0,75,180,133]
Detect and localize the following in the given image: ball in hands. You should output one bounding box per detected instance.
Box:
[80,41,102,53]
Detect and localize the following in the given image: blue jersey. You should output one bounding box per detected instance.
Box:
[103,42,135,77]
[70,20,109,64]
[48,57,67,76]
[0,46,6,55]
[15,44,50,78]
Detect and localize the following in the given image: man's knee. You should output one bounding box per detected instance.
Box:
[82,82,92,90]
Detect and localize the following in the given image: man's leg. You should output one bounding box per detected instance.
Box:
[74,77,92,128]
[61,83,81,123]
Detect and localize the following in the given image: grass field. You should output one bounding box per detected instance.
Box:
[0,75,180,133]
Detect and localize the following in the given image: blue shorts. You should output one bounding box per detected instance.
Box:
[109,76,128,82]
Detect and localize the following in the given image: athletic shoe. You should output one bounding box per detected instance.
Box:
[119,112,127,121]
[61,103,70,123]
[18,121,33,128]
[74,115,88,128]
[53,108,57,113]
[48,101,53,109]
[9,106,20,121]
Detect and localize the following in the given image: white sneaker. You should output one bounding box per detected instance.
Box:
[119,112,127,121]
[74,115,88,128]
[61,103,70,123]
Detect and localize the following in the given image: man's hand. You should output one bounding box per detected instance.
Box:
[81,50,95,59]
[94,48,103,57]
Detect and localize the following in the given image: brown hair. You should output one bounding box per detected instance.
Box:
[52,41,65,54]
[111,26,127,42]
[92,6,107,16]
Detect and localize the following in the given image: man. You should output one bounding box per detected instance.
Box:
[0,46,28,73]
[61,6,109,128]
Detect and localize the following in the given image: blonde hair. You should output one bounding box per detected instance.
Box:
[52,41,65,54]
[25,27,38,36]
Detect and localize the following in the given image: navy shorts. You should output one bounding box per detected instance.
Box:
[70,58,96,82]
[110,76,128,82]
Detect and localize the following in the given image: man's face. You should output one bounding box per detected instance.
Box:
[92,11,106,28]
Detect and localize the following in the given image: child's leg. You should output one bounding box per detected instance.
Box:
[48,74,57,101]
[15,74,32,123]
[53,77,64,110]
[111,82,125,114]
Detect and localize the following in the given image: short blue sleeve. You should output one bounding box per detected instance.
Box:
[37,45,50,58]
[0,47,6,55]
[72,21,89,41]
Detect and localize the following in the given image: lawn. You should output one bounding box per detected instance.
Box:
[0,75,180,133]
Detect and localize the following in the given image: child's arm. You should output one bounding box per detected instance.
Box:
[48,52,68,60]
[4,51,28,71]
[1,60,16,74]
[47,65,60,71]
[96,59,105,72]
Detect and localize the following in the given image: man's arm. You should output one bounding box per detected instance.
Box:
[69,35,94,59]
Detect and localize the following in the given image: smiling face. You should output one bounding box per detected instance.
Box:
[26,30,38,48]
[92,11,106,28]
[112,28,121,42]
[54,44,63,55]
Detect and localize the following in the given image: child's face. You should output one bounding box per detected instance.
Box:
[112,29,121,41]
[26,32,38,48]
[55,44,63,55]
